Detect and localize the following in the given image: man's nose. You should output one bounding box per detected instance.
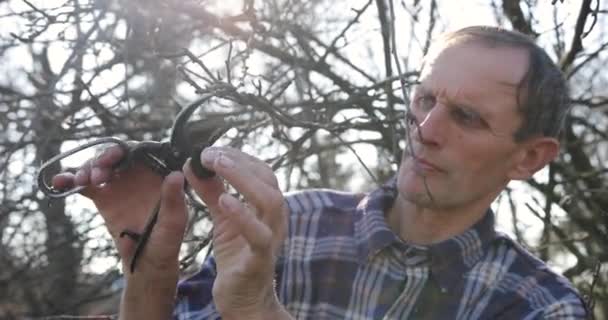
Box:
[414,106,447,147]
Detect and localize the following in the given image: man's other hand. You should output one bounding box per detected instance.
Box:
[53,145,187,276]
[185,147,289,319]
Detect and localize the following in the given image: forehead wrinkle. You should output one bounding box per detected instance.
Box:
[419,51,524,116]
[416,78,487,115]
[416,77,521,132]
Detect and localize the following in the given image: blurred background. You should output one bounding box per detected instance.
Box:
[0,0,606,318]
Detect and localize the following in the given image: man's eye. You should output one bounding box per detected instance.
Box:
[452,108,485,128]
[415,95,436,110]
[405,111,417,125]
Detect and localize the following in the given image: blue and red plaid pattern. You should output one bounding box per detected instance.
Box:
[173,179,588,319]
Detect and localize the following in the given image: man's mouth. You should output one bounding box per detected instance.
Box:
[413,156,444,173]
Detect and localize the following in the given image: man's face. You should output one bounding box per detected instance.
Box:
[397,41,529,210]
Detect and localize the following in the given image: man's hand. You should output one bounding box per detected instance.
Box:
[184,147,292,320]
[52,146,188,319]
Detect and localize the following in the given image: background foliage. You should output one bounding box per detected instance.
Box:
[0,0,606,318]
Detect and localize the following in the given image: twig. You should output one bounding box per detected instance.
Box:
[330,118,379,186]
[502,0,535,36]
[584,260,601,317]
[22,0,55,22]
[174,2,355,93]
[225,40,233,85]
[421,0,437,55]
[177,67,207,94]
[560,0,593,70]
[319,0,373,62]
[505,188,525,243]
[387,0,435,203]
[183,48,219,82]
[375,0,398,159]
[567,41,608,79]
[582,0,599,38]
[524,202,589,268]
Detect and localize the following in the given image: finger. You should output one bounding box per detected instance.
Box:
[123,172,187,274]
[93,144,127,168]
[201,150,283,217]
[77,171,108,199]
[203,147,278,188]
[74,161,92,186]
[115,172,186,275]
[218,192,272,252]
[52,172,76,190]
[74,164,113,198]
[88,145,129,185]
[90,166,114,186]
[146,172,188,265]
[183,159,225,221]
[73,144,127,186]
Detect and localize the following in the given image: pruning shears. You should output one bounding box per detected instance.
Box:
[37,94,228,272]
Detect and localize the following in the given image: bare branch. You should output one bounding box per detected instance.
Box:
[560,0,593,70]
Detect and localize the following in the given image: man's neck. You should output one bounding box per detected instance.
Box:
[386,193,493,245]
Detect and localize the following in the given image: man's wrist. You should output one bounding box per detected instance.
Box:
[221,297,292,320]
[219,287,293,320]
[119,270,179,320]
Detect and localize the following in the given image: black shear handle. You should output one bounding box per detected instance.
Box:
[167,94,233,179]
[190,143,219,179]
[37,137,131,198]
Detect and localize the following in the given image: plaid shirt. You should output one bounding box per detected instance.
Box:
[173,179,588,319]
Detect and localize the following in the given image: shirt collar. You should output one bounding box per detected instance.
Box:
[426,209,496,289]
[354,177,402,261]
[354,177,498,288]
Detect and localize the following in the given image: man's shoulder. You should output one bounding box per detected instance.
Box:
[284,188,365,216]
[494,233,578,289]
[486,233,589,317]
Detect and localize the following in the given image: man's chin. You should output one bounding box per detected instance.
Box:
[396,177,438,205]
[398,169,436,187]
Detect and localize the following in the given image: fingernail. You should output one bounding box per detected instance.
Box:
[220,193,240,213]
[75,170,87,185]
[91,167,102,185]
[200,149,217,166]
[218,154,234,168]
[167,171,185,189]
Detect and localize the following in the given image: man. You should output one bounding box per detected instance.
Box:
[54,26,588,319]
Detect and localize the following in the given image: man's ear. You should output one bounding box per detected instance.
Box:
[508,137,560,180]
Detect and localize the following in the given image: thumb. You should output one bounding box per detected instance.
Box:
[146,171,188,269]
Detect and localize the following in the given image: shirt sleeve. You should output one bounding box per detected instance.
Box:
[172,255,222,320]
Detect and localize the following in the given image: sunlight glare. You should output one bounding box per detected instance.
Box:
[208,0,244,16]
